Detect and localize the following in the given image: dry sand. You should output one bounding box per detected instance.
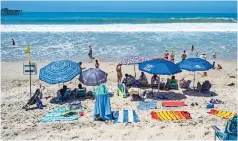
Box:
[1,59,237,140]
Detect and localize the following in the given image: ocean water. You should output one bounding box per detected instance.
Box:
[1,12,237,62]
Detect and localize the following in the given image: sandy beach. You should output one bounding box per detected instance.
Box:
[1,59,237,140]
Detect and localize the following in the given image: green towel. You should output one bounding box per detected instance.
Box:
[94,84,108,95]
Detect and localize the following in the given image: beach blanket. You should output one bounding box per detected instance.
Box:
[137,100,157,110]
[161,101,187,107]
[40,107,81,123]
[151,111,192,120]
[113,110,140,123]
[207,109,236,119]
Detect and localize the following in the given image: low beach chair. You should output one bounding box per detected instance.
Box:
[179,80,192,89]
[57,89,71,102]
[75,88,87,97]
[212,115,237,140]
[117,83,127,98]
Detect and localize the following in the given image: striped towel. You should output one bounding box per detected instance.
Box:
[151,111,192,120]
[208,109,236,119]
[40,107,81,123]
[113,110,140,123]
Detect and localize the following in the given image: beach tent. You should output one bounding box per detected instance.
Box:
[176,58,213,90]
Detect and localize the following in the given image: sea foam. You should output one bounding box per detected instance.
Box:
[1,23,237,32]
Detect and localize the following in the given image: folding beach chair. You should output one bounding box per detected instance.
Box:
[212,115,237,140]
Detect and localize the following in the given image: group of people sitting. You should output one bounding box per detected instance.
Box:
[122,72,179,90]
[57,83,87,101]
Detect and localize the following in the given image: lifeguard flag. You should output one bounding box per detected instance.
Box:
[25,45,31,63]
[25,45,30,54]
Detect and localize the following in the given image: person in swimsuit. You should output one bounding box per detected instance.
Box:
[116,64,122,83]
[170,50,175,63]
[191,45,194,53]
[164,49,169,60]
[79,62,86,78]
[88,45,94,59]
[95,60,99,68]
[181,50,187,61]
[213,52,216,59]
[12,39,15,46]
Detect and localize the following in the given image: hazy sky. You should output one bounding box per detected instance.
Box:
[1,1,237,13]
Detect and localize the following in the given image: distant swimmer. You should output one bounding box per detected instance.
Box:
[88,45,95,59]
[12,39,15,46]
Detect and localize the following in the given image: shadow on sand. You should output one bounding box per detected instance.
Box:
[182,89,218,97]
[150,91,187,101]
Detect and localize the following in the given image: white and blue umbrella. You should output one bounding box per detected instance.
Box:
[79,68,107,86]
[177,58,213,90]
[120,56,146,77]
[39,60,80,84]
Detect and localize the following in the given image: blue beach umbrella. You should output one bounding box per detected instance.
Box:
[79,68,107,86]
[39,60,80,84]
[176,58,213,90]
[120,56,146,77]
[139,58,182,75]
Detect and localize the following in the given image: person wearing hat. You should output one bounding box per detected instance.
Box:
[200,52,207,60]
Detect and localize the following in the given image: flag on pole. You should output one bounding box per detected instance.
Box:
[25,45,30,54]
[25,44,31,63]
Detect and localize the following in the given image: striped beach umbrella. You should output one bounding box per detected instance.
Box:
[79,68,107,86]
[39,60,80,84]
[120,56,146,77]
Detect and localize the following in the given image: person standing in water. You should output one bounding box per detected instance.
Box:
[191,45,194,53]
[12,39,15,46]
[170,50,175,63]
[181,50,187,61]
[164,49,169,60]
[116,64,122,83]
[88,45,94,59]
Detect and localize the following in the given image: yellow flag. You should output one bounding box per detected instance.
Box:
[25,45,30,54]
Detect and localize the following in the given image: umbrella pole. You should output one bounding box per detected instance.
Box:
[134,64,136,77]
[29,61,31,98]
[193,72,195,91]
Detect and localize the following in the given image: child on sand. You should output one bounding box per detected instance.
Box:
[95,60,99,68]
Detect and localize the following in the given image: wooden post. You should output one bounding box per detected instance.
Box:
[29,58,32,98]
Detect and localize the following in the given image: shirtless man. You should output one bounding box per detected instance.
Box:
[116,64,122,82]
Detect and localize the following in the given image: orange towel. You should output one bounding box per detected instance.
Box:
[151,111,192,120]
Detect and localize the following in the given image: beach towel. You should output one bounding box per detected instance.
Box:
[94,93,112,121]
[161,101,187,107]
[94,84,108,95]
[113,110,140,123]
[151,111,192,120]
[40,107,81,123]
[137,100,157,110]
[207,109,236,119]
